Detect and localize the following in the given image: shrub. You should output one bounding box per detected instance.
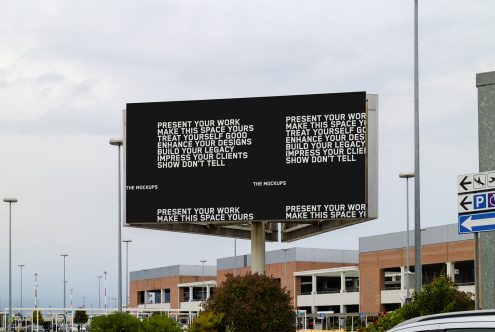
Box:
[203,272,296,332]
[142,313,182,332]
[188,312,225,332]
[365,275,474,332]
[90,312,182,332]
[90,312,142,332]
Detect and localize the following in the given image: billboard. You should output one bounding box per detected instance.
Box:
[125,92,378,241]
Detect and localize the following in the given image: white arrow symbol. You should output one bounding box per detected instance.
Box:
[461,215,495,231]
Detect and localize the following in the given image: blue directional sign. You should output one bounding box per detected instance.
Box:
[459,211,495,234]
[458,171,495,234]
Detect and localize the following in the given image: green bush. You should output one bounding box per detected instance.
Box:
[90,312,182,332]
[203,272,296,332]
[90,312,142,332]
[142,313,182,332]
[32,310,44,325]
[188,312,225,332]
[365,275,474,332]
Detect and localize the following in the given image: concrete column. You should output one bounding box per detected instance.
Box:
[340,272,346,293]
[400,266,406,305]
[477,71,495,309]
[160,289,165,303]
[251,222,265,274]
[206,285,210,299]
[446,262,455,280]
[340,271,346,314]
[189,286,193,302]
[311,274,317,314]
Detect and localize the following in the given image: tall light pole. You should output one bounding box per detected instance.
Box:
[123,240,132,308]
[200,260,206,300]
[103,271,108,309]
[61,254,68,308]
[82,296,86,308]
[97,276,102,308]
[400,172,415,302]
[34,273,39,308]
[18,265,25,309]
[4,197,18,331]
[110,138,123,312]
[413,0,422,292]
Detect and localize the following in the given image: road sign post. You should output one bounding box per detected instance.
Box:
[477,70,495,309]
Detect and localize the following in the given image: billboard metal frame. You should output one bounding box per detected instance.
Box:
[123,93,378,242]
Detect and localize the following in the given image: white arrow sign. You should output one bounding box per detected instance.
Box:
[458,171,495,194]
[459,211,495,234]
[461,215,495,231]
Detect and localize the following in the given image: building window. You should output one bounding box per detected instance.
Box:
[383,268,401,290]
[345,277,359,292]
[183,288,190,301]
[454,261,474,285]
[193,287,207,301]
[138,291,145,305]
[148,290,161,303]
[300,276,312,295]
[317,277,341,294]
[164,289,170,303]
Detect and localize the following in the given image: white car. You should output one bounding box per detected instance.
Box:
[389,310,495,332]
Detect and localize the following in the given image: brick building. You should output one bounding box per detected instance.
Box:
[128,224,476,314]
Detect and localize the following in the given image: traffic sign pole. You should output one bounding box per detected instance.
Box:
[477,70,495,309]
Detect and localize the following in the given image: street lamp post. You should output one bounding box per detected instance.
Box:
[104,271,108,310]
[109,138,123,312]
[34,273,39,308]
[4,197,18,332]
[400,172,415,302]
[413,0,422,293]
[97,276,102,308]
[61,254,68,309]
[123,240,132,308]
[200,260,206,300]
[18,265,25,309]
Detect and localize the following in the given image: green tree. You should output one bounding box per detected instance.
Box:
[74,310,89,331]
[90,312,143,332]
[142,313,182,332]
[32,310,44,325]
[203,272,296,332]
[188,312,225,332]
[366,275,474,332]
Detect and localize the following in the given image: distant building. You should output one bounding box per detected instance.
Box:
[128,224,475,314]
[359,224,474,312]
[129,265,216,311]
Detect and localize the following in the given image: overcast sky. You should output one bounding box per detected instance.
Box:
[1,0,494,309]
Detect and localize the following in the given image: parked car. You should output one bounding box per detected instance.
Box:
[389,310,495,332]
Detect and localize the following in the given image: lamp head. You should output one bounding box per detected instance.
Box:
[109,138,123,146]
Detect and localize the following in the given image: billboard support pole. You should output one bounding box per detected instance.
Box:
[251,222,265,274]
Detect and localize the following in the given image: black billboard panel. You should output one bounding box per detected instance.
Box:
[125,92,377,230]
